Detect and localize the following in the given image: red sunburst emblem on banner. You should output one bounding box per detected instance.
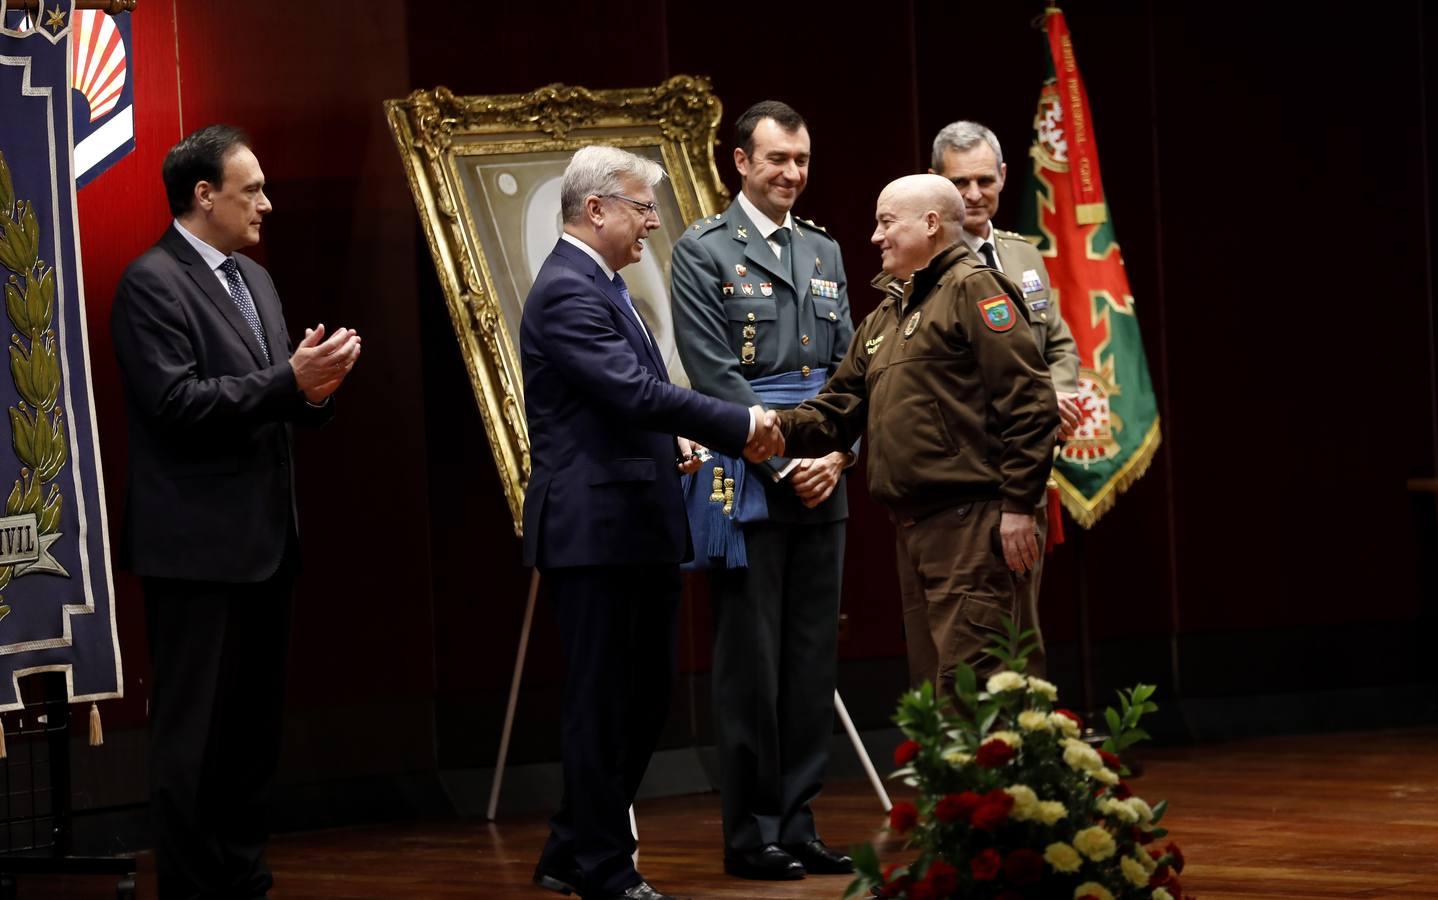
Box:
[71,10,126,122]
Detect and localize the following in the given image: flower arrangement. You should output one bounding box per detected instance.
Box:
[847,622,1190,900]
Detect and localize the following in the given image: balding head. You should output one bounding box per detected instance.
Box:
[871,174,966,279]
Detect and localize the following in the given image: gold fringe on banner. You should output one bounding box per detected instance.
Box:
[1056,418,1162,529]
[88,702,103,747]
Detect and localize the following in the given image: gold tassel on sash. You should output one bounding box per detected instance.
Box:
[88,702,103,747]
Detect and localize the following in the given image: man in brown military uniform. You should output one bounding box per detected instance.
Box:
[930,120,1081,675]
[777,174,1058,693]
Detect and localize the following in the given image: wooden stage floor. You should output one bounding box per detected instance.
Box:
[22,727,1438,898]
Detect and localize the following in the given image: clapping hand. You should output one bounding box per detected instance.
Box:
[744,405,784,462]
[290,323,362,404]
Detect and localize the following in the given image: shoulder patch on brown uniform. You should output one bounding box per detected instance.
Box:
[977,294,1017,332]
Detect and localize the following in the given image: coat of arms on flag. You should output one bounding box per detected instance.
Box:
[0,2,122,711]
[1017,7,1162,528]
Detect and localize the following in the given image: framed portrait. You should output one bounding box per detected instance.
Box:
[385,76,731,535]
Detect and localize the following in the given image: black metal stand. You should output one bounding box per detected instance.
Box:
[0,672,134,899]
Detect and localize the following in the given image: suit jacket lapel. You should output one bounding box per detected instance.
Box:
[731,204,793,289]
[791,222,816,301]
[553,239,670,380]
[160,226,272,368]
[238,254,287,358]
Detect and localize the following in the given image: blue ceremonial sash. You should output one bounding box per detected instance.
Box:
[681,369,827,570]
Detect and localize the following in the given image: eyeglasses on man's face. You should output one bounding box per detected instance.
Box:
[603,193,660,217]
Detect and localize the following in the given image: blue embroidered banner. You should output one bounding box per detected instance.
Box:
[0,1,122,710]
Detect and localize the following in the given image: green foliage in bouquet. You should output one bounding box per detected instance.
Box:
[846,621,1189,900]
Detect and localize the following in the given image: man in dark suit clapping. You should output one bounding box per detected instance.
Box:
[522,145,782,900]
[110,124,361,899]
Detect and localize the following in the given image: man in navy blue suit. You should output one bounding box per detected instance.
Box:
[522,145,783,900]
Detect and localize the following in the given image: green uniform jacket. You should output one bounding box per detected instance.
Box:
[670,200,854,523]
[781,242,1057,517]
[992,228,1079,395]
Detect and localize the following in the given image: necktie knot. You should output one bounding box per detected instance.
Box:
[220,258,240,277]
[611,272,629,299]
[771,226,792,248]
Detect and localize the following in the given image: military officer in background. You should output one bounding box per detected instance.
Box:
[669,100,856,882]
[930,120,1081,676]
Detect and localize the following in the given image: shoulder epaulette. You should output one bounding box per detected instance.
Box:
[995,228,1038,246]
[686,213,729,236]
[795,216,835,240]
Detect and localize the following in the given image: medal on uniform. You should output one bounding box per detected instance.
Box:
[741,342,757,365]
[743,324,756,340]
[735,264,747,277]
[741,283,754,296]
[904,310,922,337]
[1021,269,1043,295]
[815,256,823,274]
[721,282,734,296]
[759,283,773,297]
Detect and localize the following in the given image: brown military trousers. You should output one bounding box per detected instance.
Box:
[895,499,1046,696]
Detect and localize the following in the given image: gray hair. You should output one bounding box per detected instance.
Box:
[931,120,1003,172]
[560,145,666,223]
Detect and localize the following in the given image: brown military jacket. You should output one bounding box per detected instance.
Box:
[780,242,1058,517]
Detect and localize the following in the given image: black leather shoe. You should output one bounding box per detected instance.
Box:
[723,843,805,880]
[606,881,680,900]
[532,858,583,895]
[783,838,854,874]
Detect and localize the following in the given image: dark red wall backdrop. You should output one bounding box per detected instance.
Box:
[69,0,1437,812]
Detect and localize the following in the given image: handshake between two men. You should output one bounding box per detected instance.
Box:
[675,404,785,475]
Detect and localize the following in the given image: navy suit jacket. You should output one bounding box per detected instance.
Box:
[110,225,332,582]
[520,238,750,569]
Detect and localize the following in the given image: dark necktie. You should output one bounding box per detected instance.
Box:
[611,273,651,345]
[218,258,270,363]
[979,241,999,271]
[771,226,795,285]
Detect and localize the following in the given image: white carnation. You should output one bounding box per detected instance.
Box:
[987,671,1028,693]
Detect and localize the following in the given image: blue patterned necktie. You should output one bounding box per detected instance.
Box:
[611,273,651,345]
[219,257,271,363]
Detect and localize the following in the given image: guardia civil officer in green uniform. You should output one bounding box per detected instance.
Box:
[778,174,1058,699]
[930,120,1083,677]
[669,101,855,882]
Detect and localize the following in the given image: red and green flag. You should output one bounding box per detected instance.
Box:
[1018,6,1162,528]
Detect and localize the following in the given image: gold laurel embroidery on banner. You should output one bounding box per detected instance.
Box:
[0,150,69,621]
[384,76,726,534]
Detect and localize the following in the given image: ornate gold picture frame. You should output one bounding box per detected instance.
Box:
[386,76,730,536]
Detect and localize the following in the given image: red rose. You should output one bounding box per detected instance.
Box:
[1097,748,1122,770]
[975,738,1016,768]
[879,863,911,897]
[1165,840,1186,873]
[933,791,981,824]
[924,859,959,895]
[1055,708,1084,729]
[894,739,922,767]
[907,882,937,900]
[888,801,919,834]
[970,790,1014,831]
[1112,780,1133,800]
[970,847,1001,880]
[1002,848,1044,885]
[1135,825,1156,845]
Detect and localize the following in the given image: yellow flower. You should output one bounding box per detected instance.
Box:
[1121,855,1150,887]
[1126,796,1154,825]
[1063,739,1102,772]
[1098,797,1139,823]
[1050,712,1081,739]
[1091,767,1120,785]
[1138,848,1159,872]
[1073,825,1117,861]
[943,749,972,767]
[1027,676,1058,700]
[1036,800,1068,825]
[1073,883,1114,900]
[1005,784,1040,821]
[1153,889,1174,900]
[987,671,1028,693]
[1018,710,1053,732]
[989,730,1024,748]
[1044,842,1082,874]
